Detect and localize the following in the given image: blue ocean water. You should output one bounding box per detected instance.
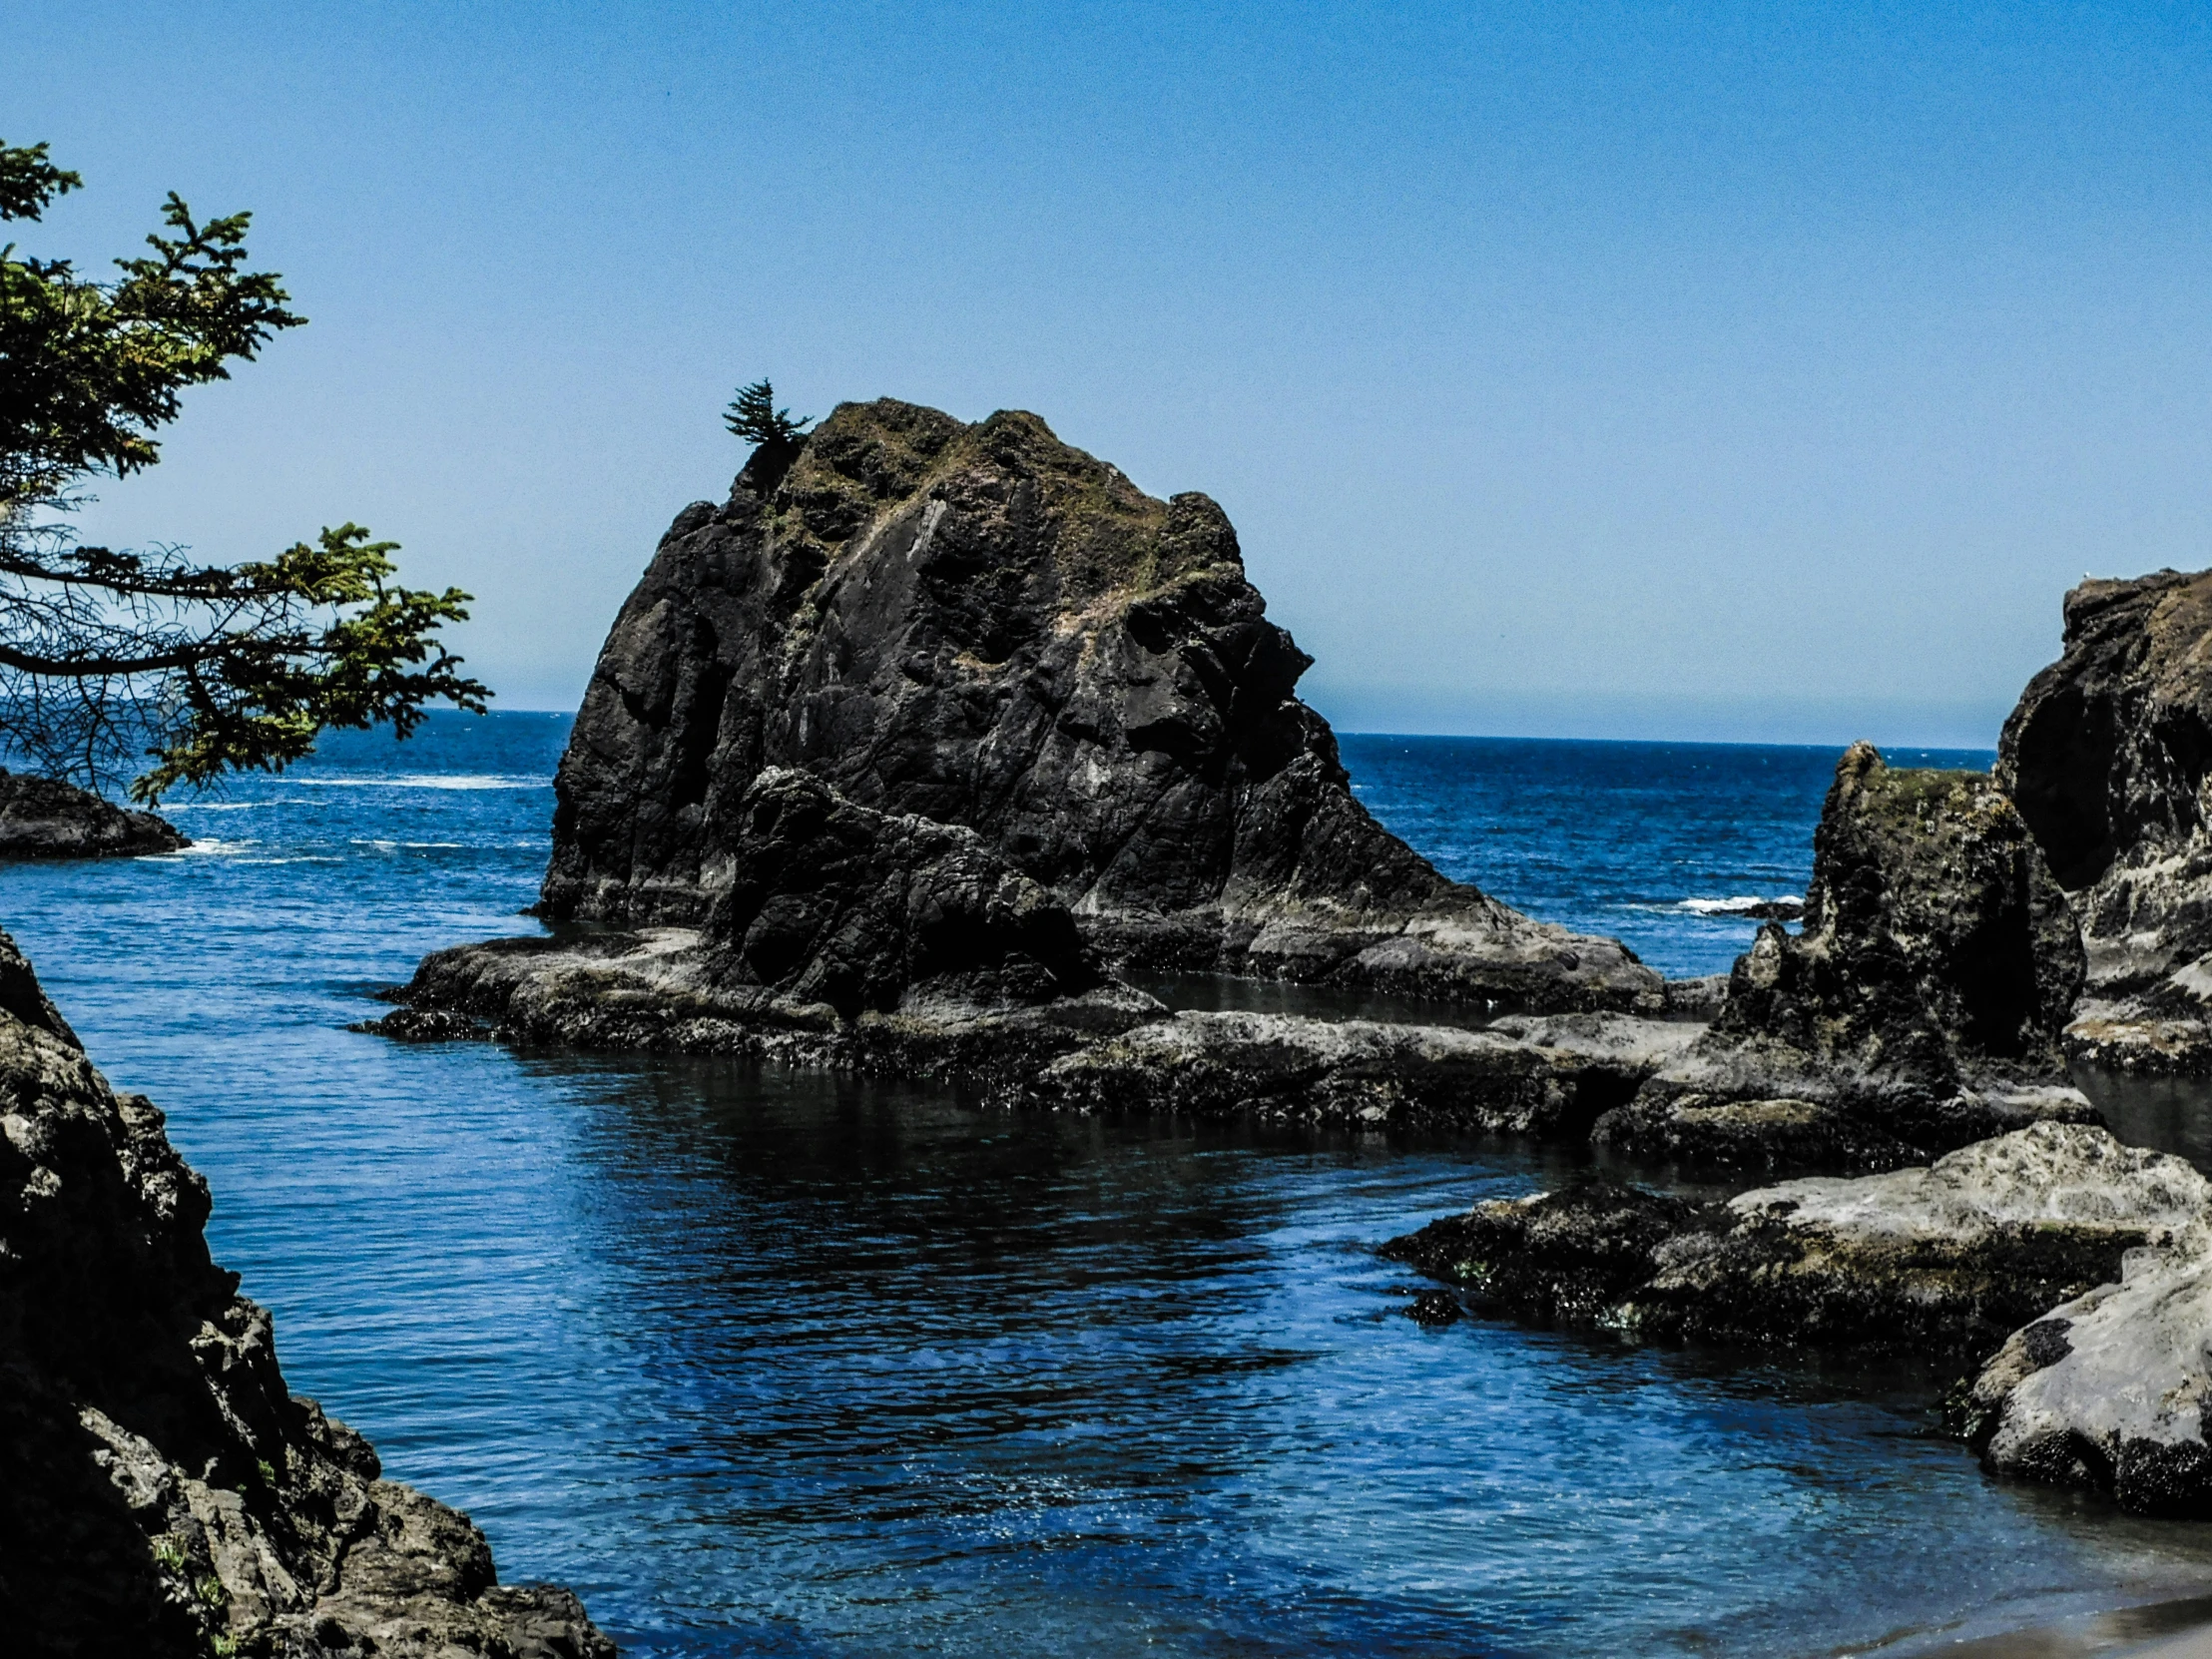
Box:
[11,714,2212,1658]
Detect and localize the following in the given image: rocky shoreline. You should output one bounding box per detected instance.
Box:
[0,926,613,1655]
[362,402,2212,1523]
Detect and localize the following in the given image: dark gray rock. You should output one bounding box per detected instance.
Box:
[1995,569,2212,1070]
[1596,743,2094,1172]
[0,928,612,1656]
[0,770,188,858]
[1385,1123,2206,1356]
[538,398,1658,1012]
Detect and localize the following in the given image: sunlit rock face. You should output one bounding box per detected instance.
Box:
[540,397,1660,1012]
[1997,568,2212,1071]
[1386,1122,2206,1358]
[0,927,613,1656]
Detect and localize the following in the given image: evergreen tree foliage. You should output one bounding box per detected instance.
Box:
[724,378,811,449]
[0,141,487,801]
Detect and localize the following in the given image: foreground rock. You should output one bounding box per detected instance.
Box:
[0,929,612,1655]
[537,398,1658,1012]
[1997,568,2212,1071]
[1595,743,2094,1172]
[1385,1122,2206,1356]
[0,769,188,857]
[1959,1226,2212,1515]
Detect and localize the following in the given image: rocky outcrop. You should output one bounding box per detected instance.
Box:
[1017,1009,1700,1133]
[1386,1122,2207,1355]
[374,759,1700,1120]
[1595,744,2094,1171]
[1958,1229,2212,1515]
[1997,568,2212,1070]
[0,928,612,1656]
[537,398,1658,1012]
[0,770,187,857]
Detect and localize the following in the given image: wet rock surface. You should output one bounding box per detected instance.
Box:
[1600,743,2093,1172]
[0,770,188,858]
[538,398,1657,1011]
[0,928,612,1656]
[1386,1123,2206,1357]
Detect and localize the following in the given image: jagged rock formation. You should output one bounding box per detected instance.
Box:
[0,770,188,858]
[1595,743,2094,1171]
[537,398,1658,1012]
[0,928,611,1656]
[1386,1122,2206,1356]
[1958,1225,2212,1515]
[1997,567,2212,1071]
[374,757,1704,1126]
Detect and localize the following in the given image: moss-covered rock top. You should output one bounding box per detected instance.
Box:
[757,398,1243,610]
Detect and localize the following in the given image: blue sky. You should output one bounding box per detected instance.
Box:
[12,2,2212,744]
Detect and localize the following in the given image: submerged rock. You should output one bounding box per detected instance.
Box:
[1598,743,2093,1172]
[0,769,188,858]
[1997,568,2212,1071]
[537,398,1657,1012]
[1385,1123,2207,1355]
[0,929,611,1655]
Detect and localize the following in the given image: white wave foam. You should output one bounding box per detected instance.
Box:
[295,774,546,792]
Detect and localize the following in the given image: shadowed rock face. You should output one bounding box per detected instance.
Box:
[703,767,1098,1018]
[1595,744,2091,1171]
[0,770,187,858]
[1996,569,2212,1069]
[0,929,611,1656]
[540,398,1658,1011]
[1718,742,2083,1069]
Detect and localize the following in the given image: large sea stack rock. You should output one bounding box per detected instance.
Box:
[1997,568,2212,1070]
[0,929,611,1655]
[0,770,187,857]
[540,398,1658,1012]
[1595,743,2093,1170]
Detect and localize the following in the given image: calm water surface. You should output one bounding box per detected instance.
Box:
[11,717,2212,1657]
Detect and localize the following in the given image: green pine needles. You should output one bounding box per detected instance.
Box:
[0,139,488,801]
[725,378,811,449]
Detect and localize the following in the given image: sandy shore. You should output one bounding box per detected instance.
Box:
[1903,1595,2212,1657]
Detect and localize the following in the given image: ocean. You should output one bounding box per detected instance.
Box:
[11,712,2211,1658]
